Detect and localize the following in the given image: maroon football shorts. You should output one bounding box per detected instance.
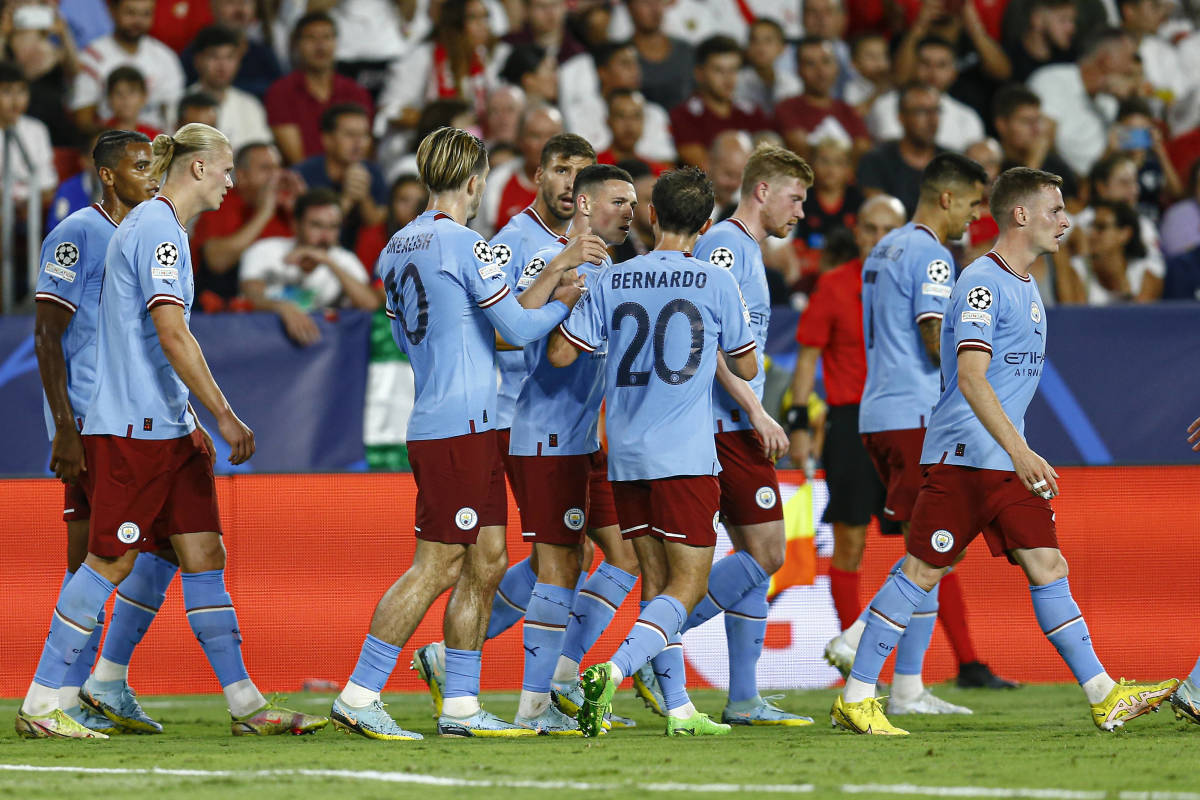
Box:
[612,475,721,547]
[510,450,614,545]
[862,427,927,522]
[715,429,783,526]
[409,430,508,545]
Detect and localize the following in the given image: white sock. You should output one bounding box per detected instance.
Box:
[1082,672,1117,704]
[609,663,625,685]
[338,680,380,709]
[59,686,81,710]
[441,695,481,718]
[223,678,267,718]
[92,657,129,683]
[667,700,696,719]
[517,690,550,719]
[843,676,875,704]
[553,656,580,684]
[843,619,867,650]
[891,673,924,702]
[22,682,61,716]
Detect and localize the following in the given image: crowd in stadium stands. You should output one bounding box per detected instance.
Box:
[5,0,1200,312]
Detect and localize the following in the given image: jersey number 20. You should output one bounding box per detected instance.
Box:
[612,299,704,387]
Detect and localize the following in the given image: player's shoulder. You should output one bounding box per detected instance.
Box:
[696,219,757,266]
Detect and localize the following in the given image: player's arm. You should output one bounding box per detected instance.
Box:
[716,353,786,461]
[546,324,580,367]
[33,302,85,482]
[483,286,579,347]
[957,349,1058,498]
[726,346,757,381]
[517,234,607,310]
[918,316,941,367]
[186,402,217,468]
[150,305,255,465]
[787,344,821,466]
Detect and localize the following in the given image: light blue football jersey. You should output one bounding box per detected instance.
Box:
[921,251,1047,471]
[83,196,197,440]
[694,217,768,433]
[35,203,121,439]
[490,207,567,429]
[560,249,756,481]
[381,210,570,442]
[510,237,611,457]
[859,222,956,433]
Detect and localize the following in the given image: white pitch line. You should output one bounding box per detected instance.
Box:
[0,765,1195,800]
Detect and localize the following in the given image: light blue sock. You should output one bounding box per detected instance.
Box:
[181,570,250,688]
[486,557,536,640]
[562,562,637,664]
[650,633,689,711]
[34,565,114,690]
[682,552,768,632]
[58,571,104,689]
[725,580,768,703]
[1030,577,1104,685]
[612,595,686,679]
[348,635,400,693]
[894,581,940,676]
[848,570,927,685]
[101,553,177,667]
[852,557,906,629]
[444,647,481,699]
[522,583,573,693]
[1190,656,1200,685]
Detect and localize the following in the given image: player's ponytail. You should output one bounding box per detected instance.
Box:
[150,123,231,181]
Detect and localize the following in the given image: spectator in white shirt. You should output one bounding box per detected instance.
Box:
[1029,27,1138,177]
[0,59,54,208]
[189,25,271,151]
[1117,0,1182,108]
[735,18,802,114]
[70,0,184,133]
[241,187,380,346]
[868,36,984,153]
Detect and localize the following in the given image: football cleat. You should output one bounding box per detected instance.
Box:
[722,695,814,726]
[330,698,423,740]
[956,660,1020,689]
[550,679,584,716]
[1090,678,1180,731]
[515,704,583,735]
[15,708,109,739]
[831,695,909,735]
[632,662,666,717]
[824,632,855,679]
[81,677,162,734]
[605,711,636,728]
[231,696,329,736]
[437,709,537,737]
[1170,678,1199,724]
[578,662,618,738]
[887,688,973,715]
[65,703,119,734]
[411,642,446,717]
[666,711,731,737]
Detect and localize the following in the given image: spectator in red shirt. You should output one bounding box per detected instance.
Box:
[787,193,906,629]
[149,0,212,53]
[776,36,872,162]
[474,103,563,236]
[264,12,373,165]
[191,141,301,307]
[596,89,670,175]
[669,35,770,169]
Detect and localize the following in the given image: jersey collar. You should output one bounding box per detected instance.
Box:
[985,250,1031,282]
[155,195,185,230]
[91,203,119,228]
[728,216,759,242]
[523,206,558,237]
[913,222,940,243]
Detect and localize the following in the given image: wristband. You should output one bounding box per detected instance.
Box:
[785,405,809,433]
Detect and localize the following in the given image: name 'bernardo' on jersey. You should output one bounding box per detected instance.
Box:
[611,268,708,290]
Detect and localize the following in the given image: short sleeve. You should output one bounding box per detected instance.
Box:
[559,288,605,353]
[715,270,756,356]
[264,78,295,126]
[952,276,1001,357]
[913,247,953,323]
[35,222,88,313]
[513,246,556,295]
[794,272,836,348]
[332,248,370,282]
[238,239,274,284]
[70,60,103,111]
[134,224,189,311]
[455,234,511,308]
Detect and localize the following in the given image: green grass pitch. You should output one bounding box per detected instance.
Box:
[1,685,1197,799]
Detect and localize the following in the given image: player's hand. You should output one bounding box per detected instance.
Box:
[198,424,217,468]
[1188,416,1200,451]
[788,428,812,469]
[750,410,788,462]
[216,412,255,465]
[1012,445,1059,499]
[553,280,583,308]
[279,305,321,346]
[50,426,86,484]
[554,232,609,270]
